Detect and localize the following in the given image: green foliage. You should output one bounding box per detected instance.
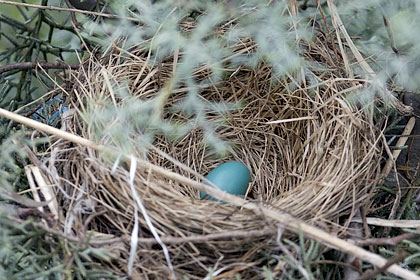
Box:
[79,0,308,156]
[0,0,81,111]
[0,130,27,192]
[279,235,324,280]
[0,213,118,279]
[338,0,420,92]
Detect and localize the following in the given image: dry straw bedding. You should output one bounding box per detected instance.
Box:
[41,32,381,278]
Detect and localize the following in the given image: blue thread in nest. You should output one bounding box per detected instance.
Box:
[33,96,68,124]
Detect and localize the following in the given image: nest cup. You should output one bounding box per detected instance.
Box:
[46,36,380,279]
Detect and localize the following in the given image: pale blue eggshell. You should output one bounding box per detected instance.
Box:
[200,161,251,201]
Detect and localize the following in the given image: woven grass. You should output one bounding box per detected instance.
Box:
[37,24,383,279]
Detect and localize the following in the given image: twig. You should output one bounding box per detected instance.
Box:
[380,117,416,183]
[383,15,400,55]
[0,203,56,227]
[0,107,102,150]
[0,62,79,75]
[0,187,51,208]
[385,134,420,138]
[352,217,420,228]
[382,129,402,237]
[0,0,140,22]
[343,209,364,280]
[354,233,418,246]
[357,251,407,280]
[0,107,419,280]
[65,0,83,30]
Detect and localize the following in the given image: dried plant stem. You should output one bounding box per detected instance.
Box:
[0,107,102,150]
[358,251,407,280]
[380,117,416,182]
[383,15,399,54]
[354,233,418,246]
[0,108,418,280]
[352,217,420,228]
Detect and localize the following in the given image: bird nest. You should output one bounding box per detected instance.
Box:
[36,31,381,279]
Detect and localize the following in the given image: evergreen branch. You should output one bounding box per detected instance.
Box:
[0,0,140,22]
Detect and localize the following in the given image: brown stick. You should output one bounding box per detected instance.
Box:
[351,217,420,228]
[0,62,79,75]
[0,107,101,150]
[65,0,83,30]
[357,251,407,280]
[354,233,418,246]
[0,107,419,280]
[383,15,400,54]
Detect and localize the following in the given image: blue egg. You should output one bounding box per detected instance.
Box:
[200,161,251,201]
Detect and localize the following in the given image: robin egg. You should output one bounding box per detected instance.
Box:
[200,161,251,201]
